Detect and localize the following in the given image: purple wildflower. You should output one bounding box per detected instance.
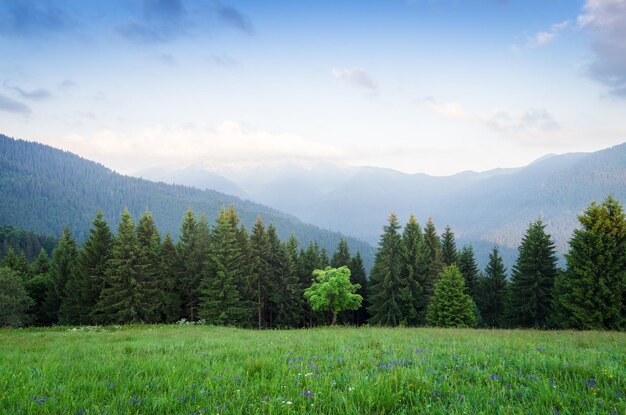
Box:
[587,379,596,388]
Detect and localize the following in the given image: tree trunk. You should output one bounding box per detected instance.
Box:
[331,310,337,325]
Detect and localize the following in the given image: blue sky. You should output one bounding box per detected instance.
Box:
[1,0,625,175]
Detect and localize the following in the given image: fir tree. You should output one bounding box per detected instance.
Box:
[440,225,458,266]
[249,216,272,328]
[348,252,369,325]
[31,249,50,275]
[457,245,479,300]
[399,215,428,325]
[297,241,326,327]
[555,196,626,330]
[25,249,51,325]
[0,267,34,327]
[426,265,476,328]
[476,247,508,328]
[44,227,79,324]
[174,209,205,321]
[136,209,163,323]
[506,220,558,328]
[77,211,113,323]
[160,233,181,323]
[331,239,351,268]
[368,213,405,326]
[96,209,150,323]
[1,247,30,277]
[200,207,248,326]
[423,218,444,300]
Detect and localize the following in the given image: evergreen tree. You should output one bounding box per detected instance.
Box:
[348,252,369,325]
[174,209,204,321]
[96,209,151,323]
[249,216,272,328]
[440,225,458,266]
[555,196,626,330]
[25,249,51,325]
[0,267,34,327]
[368,213,405,326]
[200,207,248,325]
[44,227,79,324]
[77,211,113,323]
[398,215,428,325]
[423,218,444,300]
[1,247,30,277]
[136,209,163,323]
[426,265,477,328]
[476,247,508,328]
[30,249,50,275]
[331,239,351,268]
[457,245,479,300]
[506,220,558,328]
[297,241,326,327]
[160,233,181,323]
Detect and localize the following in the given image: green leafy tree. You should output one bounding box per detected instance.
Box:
[399,215,428,325]
[0,267,34,327]
[426,265,477,328]
[368,213,405,326]
[457,245,479,301]
[304,266,363,325]
[297,241,327,327]
[44,226,79,324]
[506,220,558,328]
[476,247,508,328]
[555,196,626,330]
[440,225,458,266]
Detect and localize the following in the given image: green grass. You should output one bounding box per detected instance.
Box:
[0,326,624,414]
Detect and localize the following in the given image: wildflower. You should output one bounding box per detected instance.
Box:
[301,390,315,398]
[489,374,500,380]
[587,379,596,388]
[536,347,545,352]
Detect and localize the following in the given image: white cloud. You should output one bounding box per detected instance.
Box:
[524,20,570,48]
[45,121,344,172]
[578,0,626,96]
[332,68,378,91]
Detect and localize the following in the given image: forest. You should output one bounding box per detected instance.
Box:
[0,195,624,331]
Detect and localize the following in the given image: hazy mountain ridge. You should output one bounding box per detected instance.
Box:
[0,135,375,268]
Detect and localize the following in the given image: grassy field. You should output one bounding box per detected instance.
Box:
[0,326,624,414]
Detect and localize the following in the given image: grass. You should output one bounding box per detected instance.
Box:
[0,325,624,414]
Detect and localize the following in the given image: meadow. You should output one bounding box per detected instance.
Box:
[0,326,624,415]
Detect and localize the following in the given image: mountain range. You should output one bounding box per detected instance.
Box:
[0,134,375,267]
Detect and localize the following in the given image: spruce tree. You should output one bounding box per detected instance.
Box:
[44,227,79,324]
[426,265,477,328]
[555,196,626,330]
[457,245,479,300]
[506,220,558,328]
[1,247,30,277]
[476,247,508,327]
[440,225,458,266]
[368,213,405,326]
[77,211,113,323]
[348,252,369,325]
[297,242,326,327]
[399,215,428,325]
[25,249,51,325]
[174,209,205,321]
[200,207,248,326]
[136,209,163,323]
[331,239,351,268]
[423,218,444,300]
[0,267,34,327]
[96,209,150,323]
[249,216,272,328]
[160,233,181,323]
[31,249,50,275]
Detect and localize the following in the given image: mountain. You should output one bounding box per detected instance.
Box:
[0,134,375,268]
[136,143,626,261]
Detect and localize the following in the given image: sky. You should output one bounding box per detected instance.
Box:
[0,0,625,176]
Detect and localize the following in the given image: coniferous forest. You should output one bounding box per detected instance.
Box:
[1,195,624,331]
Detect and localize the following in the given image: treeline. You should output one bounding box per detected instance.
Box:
[1,196,624,330]
[367,195,625,330]
[0,206,367,328]
[0,226,56,260]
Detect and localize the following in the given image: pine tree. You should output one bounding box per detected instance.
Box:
[77,211,113,324]
[423,218,444,300]
[476,247,508,328]
[96,209,150,323]
[249,216,272,328]
[426,265,476,328]
[457,245,479,300]
[555,196,626,330]
[348,252,369,325]
[399,215,428,325]
[331,239,351,268]
[174,209,205,321]
[44,227,79,324]
[160,233,181,323]
[136,209,163,323]
[368,213,405,326]
[506,220,558,328]
[1,247,30,277]
[200,207,248,326]
[31,249,50,275]
[440,225,458,266]
[0,267,34,327]
[25,249,51,325]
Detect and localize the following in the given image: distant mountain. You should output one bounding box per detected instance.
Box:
[0,135,375,268]
[138,143,626,266]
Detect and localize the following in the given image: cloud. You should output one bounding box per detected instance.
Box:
[0,93,31,114]
[578,0,626,97]
[216,2,254,34]
[117,0,186,44]
[46,121,343,172]
[5,84,52,100]
[332,68,378,91]
[59,79,77,89]
[512,20,569,50]
[208,54,238,66]
[425,98,559,135]
[0,0,72,37]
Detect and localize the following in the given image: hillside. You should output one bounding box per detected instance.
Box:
[0,135,375,267]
